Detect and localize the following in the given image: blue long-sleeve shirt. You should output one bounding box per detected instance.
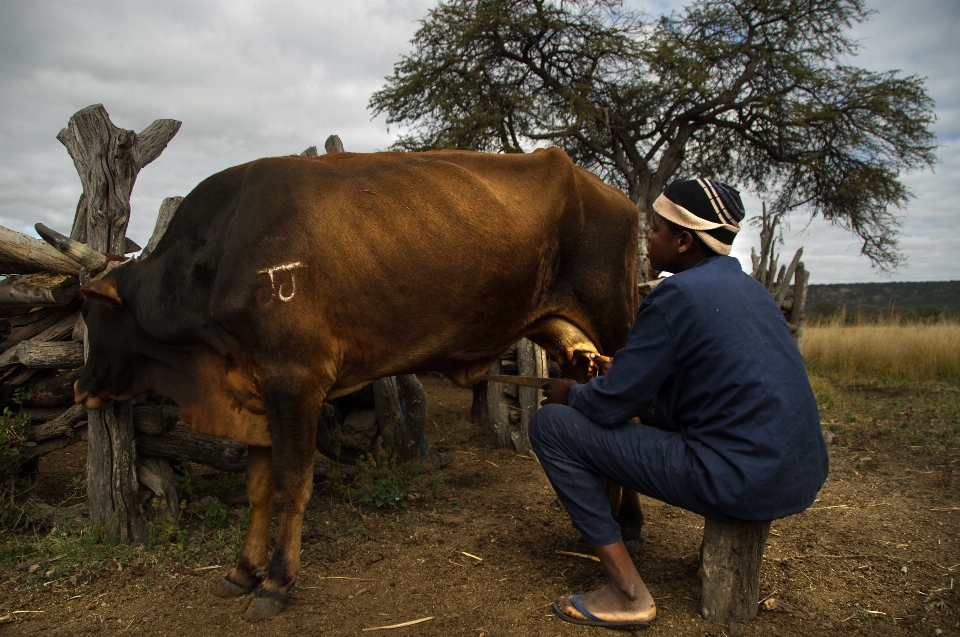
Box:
[568,255,828,521]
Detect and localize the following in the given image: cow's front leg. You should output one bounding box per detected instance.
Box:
[243,385,321,622]
[218,445,273,597]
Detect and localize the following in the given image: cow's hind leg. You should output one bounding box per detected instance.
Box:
[470,380,488,425]
[616,489,644,557]
[601,479,644,557]
[243,383,322,622]
[218,445,273,597]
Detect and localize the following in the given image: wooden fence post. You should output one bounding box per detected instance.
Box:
[486,338,547,454]
[750,203,809,349]
[58,104,180,542]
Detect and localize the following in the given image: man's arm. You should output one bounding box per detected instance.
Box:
[562,303,675,427]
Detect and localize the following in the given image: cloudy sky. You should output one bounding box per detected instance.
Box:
[0,0,956,284]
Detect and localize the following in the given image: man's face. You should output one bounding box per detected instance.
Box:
[647,213,682,273]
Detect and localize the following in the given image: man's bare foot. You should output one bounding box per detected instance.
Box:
[556,581,657,624]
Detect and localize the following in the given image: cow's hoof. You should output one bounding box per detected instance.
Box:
[217,574,260,598]
[623,538,642,558]
[242,591,289,622]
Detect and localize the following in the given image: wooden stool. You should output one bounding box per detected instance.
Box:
[699,518,771,625]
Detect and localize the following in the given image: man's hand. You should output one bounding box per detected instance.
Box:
[587,352,612,377]
[540,378,578,406]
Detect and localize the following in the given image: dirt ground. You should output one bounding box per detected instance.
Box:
[2,375,958,636]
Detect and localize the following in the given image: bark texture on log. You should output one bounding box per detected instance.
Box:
[58,104,180,249]
[86,402,148,542]
[140,196,183,259]
[136,424,248,473]
[515,339,548,455]
[58,104,178,544]
[0,225,82,276]
[27,424,87,458]
[486,339,545,454]
[136,456,180,520]
[750,204,809,349]
[324,135,345,154]
[29,403,86,442]
[0,306,78,363]
[16,341,84,368]
[25,367,83,407]
[131,404,180,436]
[396,374,427,461]
[373,377,406,458]
[485,359,514,449]
[23,499,88,530]
[699,519,771,624]
[0,273,79,308]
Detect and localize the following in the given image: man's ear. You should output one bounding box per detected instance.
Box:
[80,279,122,307]
[676,229,695,254]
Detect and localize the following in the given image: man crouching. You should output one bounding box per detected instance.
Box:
[530,178,828,629]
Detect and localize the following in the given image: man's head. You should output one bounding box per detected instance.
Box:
[646,178,745,274]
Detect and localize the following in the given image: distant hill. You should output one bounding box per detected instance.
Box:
[806,281,960,318]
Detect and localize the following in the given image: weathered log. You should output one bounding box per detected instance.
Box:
[136,423,248,473]
[16,341,84,368]
[29,403,85,442]
[515,339,548,454]
[131,404,180,436]
[136,456,180,520]
[373,377,407,459]
[485,359,514,449]
[0,224,82,276]
[790,264,809,351]
[773,249,803,307]
[0,306,78,360]
[27,406,72,422]
[59,104,178,545]
[324,135,345,154]
[25,367,83,407]
[26,424,87,458]
[57,105,180,248]
[0,367,39,386]
[0,273,79,308]
[87,402,147,542]
[22,498,88,530]
[396,374,427,460]
[699,519,771,625]
[140,196,183,259]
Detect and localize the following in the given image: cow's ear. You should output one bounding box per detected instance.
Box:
[80,279,123,307]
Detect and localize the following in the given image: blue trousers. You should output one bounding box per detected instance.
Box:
[528,403,749,546]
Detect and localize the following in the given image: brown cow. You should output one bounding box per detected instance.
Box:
[46,148,638,621]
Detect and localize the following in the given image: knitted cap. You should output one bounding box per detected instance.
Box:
[652,178,745,255]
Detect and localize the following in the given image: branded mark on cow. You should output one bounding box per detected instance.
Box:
[258,262,305,302]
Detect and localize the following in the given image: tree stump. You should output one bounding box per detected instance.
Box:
[58,103,180,543]
[699,518,771,625]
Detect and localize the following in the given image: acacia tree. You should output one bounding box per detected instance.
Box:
[370,0,936,276]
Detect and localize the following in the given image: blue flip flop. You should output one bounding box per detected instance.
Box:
[552,594,652,629]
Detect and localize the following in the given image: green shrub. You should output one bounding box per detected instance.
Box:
[0,387,36,528]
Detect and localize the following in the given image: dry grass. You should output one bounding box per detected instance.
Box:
[803,318,960,382]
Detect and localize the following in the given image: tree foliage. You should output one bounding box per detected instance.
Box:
[370,0,937,269]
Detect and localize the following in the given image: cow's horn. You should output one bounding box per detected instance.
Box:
[35,223,109,273]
